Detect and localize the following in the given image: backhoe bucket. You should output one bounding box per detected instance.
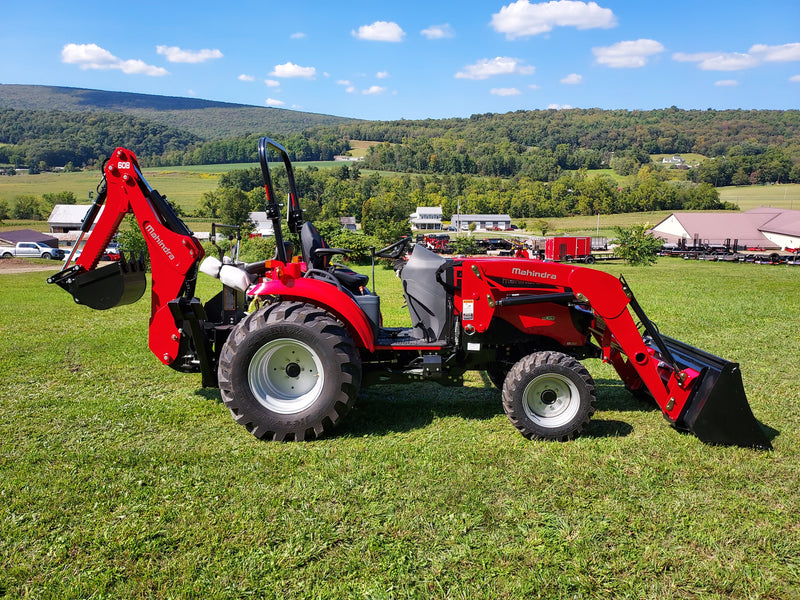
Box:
[662,335,771,450]
[58,257,146,310]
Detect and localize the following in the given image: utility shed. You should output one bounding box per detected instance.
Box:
[47,204,102,233]
[650,208,800,250]
[0,229,60,248]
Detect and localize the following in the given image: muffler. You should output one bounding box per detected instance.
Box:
[48,255,146,310]
[661,335,772,450]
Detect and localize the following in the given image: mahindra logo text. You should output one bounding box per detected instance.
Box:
[511,267,557,280]
[145,224,175,260]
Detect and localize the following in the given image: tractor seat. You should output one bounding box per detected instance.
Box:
[331,267,369,292]
[300,221,369,294]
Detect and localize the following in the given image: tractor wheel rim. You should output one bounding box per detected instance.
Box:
[248,338,324,414]
[522,372,580,427]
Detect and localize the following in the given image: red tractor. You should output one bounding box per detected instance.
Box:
[48,138,770,449]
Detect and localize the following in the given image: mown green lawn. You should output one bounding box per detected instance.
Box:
[719,183,800,211]
[1,256,798,598]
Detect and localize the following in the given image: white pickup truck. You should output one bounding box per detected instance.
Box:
[1,242,65,260]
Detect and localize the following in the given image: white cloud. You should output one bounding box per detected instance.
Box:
[238,74,255,82]
[455,56,535,80]
[491,0,616,39]
[789,75,800,82]
[672,52,718,64]
[714,79,739,87]
[673,51,758,71]
[750,42,800,62]
[593,39,664,68]
[376,71,390,79]
[491,87,522,96]
[264,79,280,87]
[362,85,387,95]
[290,32,307,40]
[266,98,285,107]
[352,21,405,42]
[421,24,454,39]
[673,43,800,71]
[270,62,316,79]
[156,45,222,63]
[547,103,573,109]
[560,73,582,84]
[61,43,168,76]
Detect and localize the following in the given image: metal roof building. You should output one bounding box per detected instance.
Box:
[650,208,800,251]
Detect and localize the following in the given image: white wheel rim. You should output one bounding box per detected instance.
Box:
[248,338,324,414]
[522,372,581,428]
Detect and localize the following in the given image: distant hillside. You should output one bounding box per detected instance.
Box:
[0,84,358,139]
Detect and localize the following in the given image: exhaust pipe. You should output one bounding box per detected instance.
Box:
[48,254,146,310]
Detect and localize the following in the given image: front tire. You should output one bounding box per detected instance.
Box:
[502,351,596,441]
[218,302,361,441]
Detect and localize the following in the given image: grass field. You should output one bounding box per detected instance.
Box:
[1,257,798,598]
[0,162,345,215]
[719,183,800,211]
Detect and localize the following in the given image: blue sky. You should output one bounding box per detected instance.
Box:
[1,0,798,120]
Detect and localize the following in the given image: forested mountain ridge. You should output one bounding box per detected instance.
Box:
[1,84,798,188]
[0,84,358,139]
[339,107,800,155]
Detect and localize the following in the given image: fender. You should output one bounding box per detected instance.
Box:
[249,277,376,352]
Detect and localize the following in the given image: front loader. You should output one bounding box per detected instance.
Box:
[48,139,771,449]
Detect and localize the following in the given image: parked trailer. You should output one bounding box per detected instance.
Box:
[661,237,799,266]
[544,236,618,265]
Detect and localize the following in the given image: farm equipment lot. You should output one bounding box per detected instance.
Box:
[1,260,798,598]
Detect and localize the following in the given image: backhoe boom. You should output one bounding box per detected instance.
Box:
[48,148,205,366]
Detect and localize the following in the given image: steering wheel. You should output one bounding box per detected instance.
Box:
[375,237,411,259]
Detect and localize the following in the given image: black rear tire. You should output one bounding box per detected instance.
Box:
[502,351,596,441]
[218,302,361,441]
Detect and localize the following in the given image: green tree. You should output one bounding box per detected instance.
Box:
[218,187,252,230]
[12,195,43,220]
[198,191,221,218]
[532,219,551,236]
[42,191,77,205]
[613,224,662,266]
[450,235,478,255]
[118,216,149,267]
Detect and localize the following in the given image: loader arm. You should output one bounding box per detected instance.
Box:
[48,147,205,366]
[461,258,770,448]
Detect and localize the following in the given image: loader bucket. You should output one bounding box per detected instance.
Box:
[661,335,772,450]
[58,257,147,310]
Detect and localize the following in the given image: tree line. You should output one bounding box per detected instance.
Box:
[2,106,799,175]
[196,163,732,245]
[336,107,800,156]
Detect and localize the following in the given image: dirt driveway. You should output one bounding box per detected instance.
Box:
[0,258,63,274]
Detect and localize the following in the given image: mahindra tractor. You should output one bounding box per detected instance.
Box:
[48,138,771,449]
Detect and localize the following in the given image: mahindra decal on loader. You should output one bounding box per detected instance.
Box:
[48,138,771,449]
